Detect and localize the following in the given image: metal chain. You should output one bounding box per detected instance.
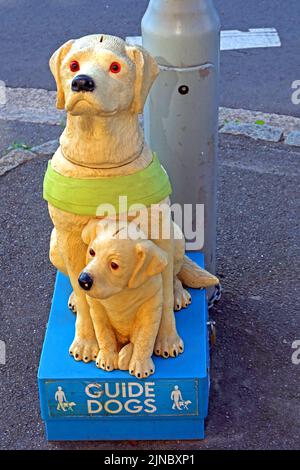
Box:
[207,283,222,348]
[208,283,222,310]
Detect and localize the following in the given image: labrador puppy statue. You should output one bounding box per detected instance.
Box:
[79,220,168,378]
[44,34,218,366]
[78,219,211,378]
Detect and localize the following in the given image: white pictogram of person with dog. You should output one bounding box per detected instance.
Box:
[55,386,76,412]
[171,385,192,411]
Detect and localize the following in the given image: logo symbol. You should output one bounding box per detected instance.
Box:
[291,80,300,105]
[0,340,6,365]
[170,385,192,411]
[54,386,76,412]
[291,340,300,365]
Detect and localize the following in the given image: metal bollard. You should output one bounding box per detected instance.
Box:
[142,0,220,275]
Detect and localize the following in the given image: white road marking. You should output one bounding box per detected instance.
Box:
[126,36,142,47]
[221,28,281,50]
[126,28,281,51]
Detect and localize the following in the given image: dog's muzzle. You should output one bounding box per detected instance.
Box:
[78,272,93,291]
[71,75,95,92]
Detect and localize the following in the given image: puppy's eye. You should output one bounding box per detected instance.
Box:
[89,248,96,257]
[70,61,80,72]
[110,62,121,74]
[110,261,119,270]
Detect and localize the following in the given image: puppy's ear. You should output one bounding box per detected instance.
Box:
[128,240,168,289]
[49,40,74,109]
[125,45,159,114]
[82,220,101,245]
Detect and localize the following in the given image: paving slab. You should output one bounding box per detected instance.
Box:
[220,122,283,143]
[31,140,59,156]
[0,149,37,176]
[284,130,300,147]
[0,119,61,158]
[3,87,300,139]
[0,134,299,450]
[219,107,300,135]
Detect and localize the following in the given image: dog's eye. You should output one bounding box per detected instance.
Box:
[110,62,121,74]
[110,261,119,270]
[89,248,96,257]
[70,61,80,72]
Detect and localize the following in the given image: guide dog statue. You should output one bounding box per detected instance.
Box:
[44,34,218,366]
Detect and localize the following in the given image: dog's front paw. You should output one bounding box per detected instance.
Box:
[69,337,99,363]
[96,350,119,372]
[68,291,77,313]
[118,343,134,370]
[154,333,184,358]
[129,357,155,379]
[174,279,192,311]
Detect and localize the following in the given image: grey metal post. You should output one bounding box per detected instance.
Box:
[142,0,220,275]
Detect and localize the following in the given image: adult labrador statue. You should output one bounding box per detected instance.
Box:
[44,34,218,366]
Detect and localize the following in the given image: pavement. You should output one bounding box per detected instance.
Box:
[0,121,299,449]
[0,0,300,116]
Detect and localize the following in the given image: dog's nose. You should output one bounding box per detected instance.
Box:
[78,272,93,291]
[71,75,95,92]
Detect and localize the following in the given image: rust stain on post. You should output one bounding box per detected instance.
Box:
[199,68,210,78]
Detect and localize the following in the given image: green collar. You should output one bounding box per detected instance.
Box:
[43,153,172,216]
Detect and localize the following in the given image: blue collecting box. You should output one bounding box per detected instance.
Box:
[38,252,210,440]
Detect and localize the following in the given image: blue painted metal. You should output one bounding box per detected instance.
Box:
[38,252,210,441]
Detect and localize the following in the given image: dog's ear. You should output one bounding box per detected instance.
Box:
[125,45,159,114]
[82,220,101,245]
[128,240,168,289]
[49,40,74,109]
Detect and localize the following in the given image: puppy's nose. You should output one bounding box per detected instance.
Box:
[71,75,95,92]
[78,272,93,291]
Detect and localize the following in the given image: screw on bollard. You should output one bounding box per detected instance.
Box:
[142,0,220,282]
[178,85,190,95]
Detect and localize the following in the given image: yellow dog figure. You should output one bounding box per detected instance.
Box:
[79,220,168,378]
[78,219,215,378]
[45,34,218,365]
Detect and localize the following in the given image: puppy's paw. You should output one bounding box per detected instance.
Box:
[96,350,119,372]
[174,279,192,311]
[118,343,134,370]
[129,356,155,379]
[69,337,99,363]
[68,291,77,314]
[154,333,184,358]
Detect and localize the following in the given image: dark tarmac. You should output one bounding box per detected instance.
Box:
[0,132,299,450]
